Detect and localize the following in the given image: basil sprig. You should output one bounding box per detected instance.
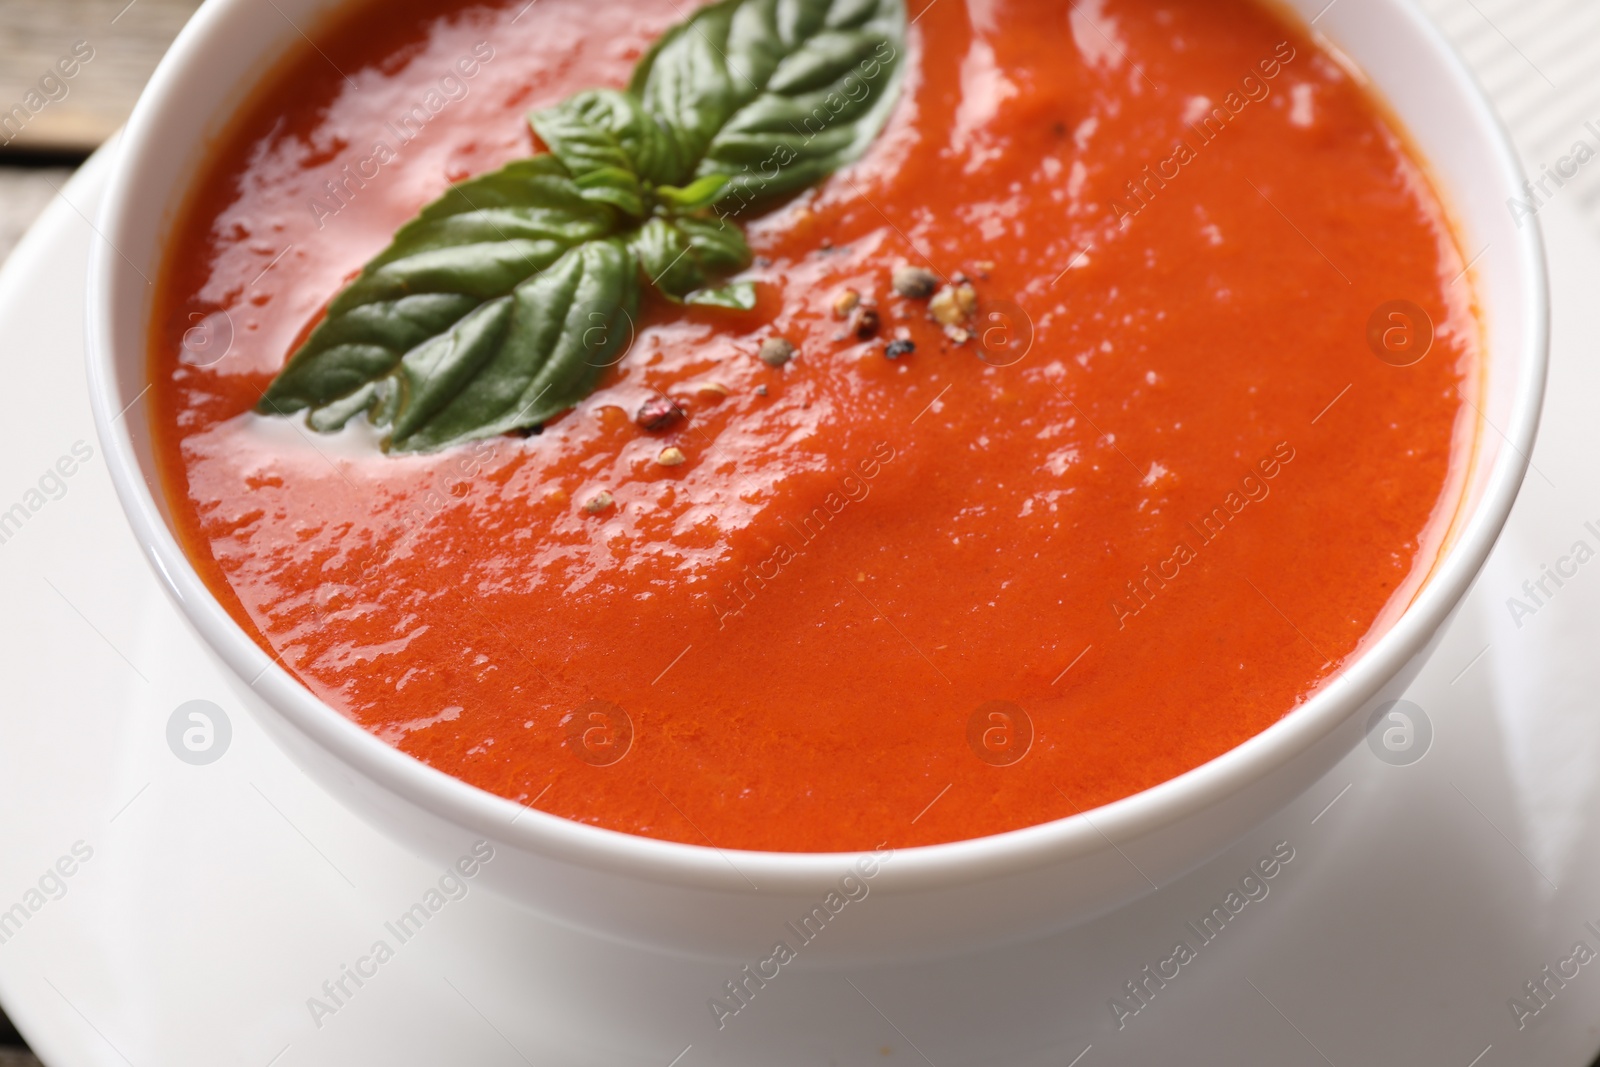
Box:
[256,0,905,454]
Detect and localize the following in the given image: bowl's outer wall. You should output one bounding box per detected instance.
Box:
[219,609,1451,963]
[87,0,1545,962]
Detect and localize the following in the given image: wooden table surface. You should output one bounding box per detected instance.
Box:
[0,0,199,266]
[0,0,200,153]
[0,1002,36,1065]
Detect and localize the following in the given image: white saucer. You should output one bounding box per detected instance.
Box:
[9,104,1600,1067]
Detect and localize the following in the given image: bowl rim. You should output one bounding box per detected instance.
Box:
[85,0,1549,893]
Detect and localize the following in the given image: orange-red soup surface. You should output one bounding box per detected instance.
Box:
[152,0,1476,851]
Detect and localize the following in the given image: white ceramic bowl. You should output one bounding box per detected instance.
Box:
[87,0,1546,964]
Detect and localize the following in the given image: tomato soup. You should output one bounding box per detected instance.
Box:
[150,0,1476,851]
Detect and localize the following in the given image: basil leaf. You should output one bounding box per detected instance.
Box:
[388,238,639,453]
[688,281,758,309]
[260,293,478,418]
[628,215,752,302]
[529,89,687,215]
[257,157,619,419]
[676,215,753,273]
[363,156,615,270]
[630,0,905,208]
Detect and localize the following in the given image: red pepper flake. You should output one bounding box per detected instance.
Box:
[635,396,686,431]
[855,308,882,340]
